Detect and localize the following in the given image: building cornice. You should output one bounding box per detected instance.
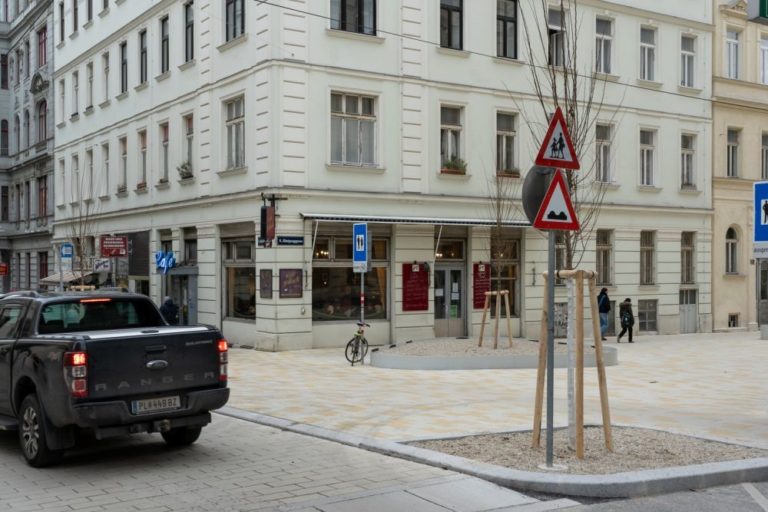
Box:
[582,0,713,31]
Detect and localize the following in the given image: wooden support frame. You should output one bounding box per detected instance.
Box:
[477,290,513,349]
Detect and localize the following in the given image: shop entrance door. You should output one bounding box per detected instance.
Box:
[169,274,198,325]
[434,266,465,337]
[679,289,697,334]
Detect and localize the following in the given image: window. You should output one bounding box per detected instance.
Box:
[548,8,565,66]
[595,18,612,74]
[160,16,169,74]
[728,313,739,328]
[23,110,29,149]
[85,62,93,107]
[24,181,29,221]
[596,229,612,285]
[102,51,109,101]
[330,93,376,167]
[681,134,695,188]
[330,0,376,36]
[1,54,6,89]
[37,176,47,218]
[58,2,64,43]
[640,231,655,285]
[160,123,169,181]
[87,0,92,22]
[638,300,657,332]
[38,251,48,281]
[185,2,194,62]
[138,130,147,184]
[225,97,245,169]
[37,26,47,67]
[490,237,519,317]
[0,120,7,155]
[681,232,695,284]
[726,30,739,79]
[496,112,516,175]
[72,0,78,32]
[763,134,768,180]
[681,35,695,87]
[440,0,462,50]
[225,0,245,42]
[497,0,517,58]
[312,235,388,321]
[119,42,127,93]
[13,115,18,153]
[71,71,78,114]
[37,100,46,142]
[726,227,738,274]
[101,142,109,196]
[85,148,93,199]
[71,155,79,203]
[640,129,654,186]
[25,253,30,289]
[440,106,462,168]
[0,186,7,221]
[222,239,255,319]
[727,128,739,178]
[595,124,611,182]
[119,137,127,190]
[24,41,29,77]
[183,114,193,168]
[102,0,107,11]
[139,30,147,84]
[640,27,656,81]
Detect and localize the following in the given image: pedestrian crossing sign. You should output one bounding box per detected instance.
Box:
[532,170,580,231]
[534,106,580,170]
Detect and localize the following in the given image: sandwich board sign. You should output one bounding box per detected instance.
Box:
[532,170,580,231]
[535,107,580,170]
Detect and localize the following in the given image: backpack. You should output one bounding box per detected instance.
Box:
[621,311,631,328]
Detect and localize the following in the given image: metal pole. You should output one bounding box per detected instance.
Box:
[546,230,556,467]
[58,243,64,292]
[360,273,365,326]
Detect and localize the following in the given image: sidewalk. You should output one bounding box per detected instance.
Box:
[227,331,768,449]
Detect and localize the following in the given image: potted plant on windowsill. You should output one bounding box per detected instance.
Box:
[136,181,147,190]
[177,161,193,180]
[496,167,520,178]
[441,157,467,175]
[116,184,127,194]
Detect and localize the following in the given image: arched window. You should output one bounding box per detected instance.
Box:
[0,120,7,156]
[23,109,29,149]
[726,227,738,274]
[36,100,46,142]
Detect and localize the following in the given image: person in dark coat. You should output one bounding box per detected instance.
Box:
[160,296,179,325]
[597,287,611,341]
[617,298,634,343]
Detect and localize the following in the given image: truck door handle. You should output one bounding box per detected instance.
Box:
[145,345,167,353]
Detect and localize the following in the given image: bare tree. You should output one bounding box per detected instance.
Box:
[63,162,100,285]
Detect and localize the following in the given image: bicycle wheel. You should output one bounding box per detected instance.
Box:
[345,338,360,364]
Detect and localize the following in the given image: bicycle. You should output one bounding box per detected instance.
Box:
[345,322,370,366]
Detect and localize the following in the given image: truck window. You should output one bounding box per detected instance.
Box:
[38,298,165,334]
[0,305,22,338]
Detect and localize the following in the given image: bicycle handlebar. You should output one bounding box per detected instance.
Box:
[356,322,371,327]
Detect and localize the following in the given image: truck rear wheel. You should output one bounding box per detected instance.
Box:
[18,394,64,467]
[161,426,202,447]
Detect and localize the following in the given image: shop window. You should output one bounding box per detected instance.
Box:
[638,299,657,332]
[435,239,464,260]
[489,237,519,317]
[222,239,255,319]
[312,236,388,322]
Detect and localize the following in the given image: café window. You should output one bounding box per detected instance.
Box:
[490,237,519,317]
[434,240,464,260]
[312,235,388,322]
[222,239,255,320]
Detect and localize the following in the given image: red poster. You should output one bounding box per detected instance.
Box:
[0,263,7,276]
[473,263,491,309]
[402,263,429,311]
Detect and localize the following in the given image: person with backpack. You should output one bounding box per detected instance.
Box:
[160,296,180,325]
[597,287,611,341]
[617,298,634,343]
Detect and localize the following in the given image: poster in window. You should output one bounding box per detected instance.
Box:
[473,263,491,309]
[279,268,303,299]
[402,263,429,311]
[259,268,273,299]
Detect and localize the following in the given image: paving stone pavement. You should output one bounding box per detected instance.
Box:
[0,413,573,512]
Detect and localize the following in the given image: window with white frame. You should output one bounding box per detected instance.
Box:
[640,27,656,81]
[71,71,78,115]
[183,114,193,169]
[640,129,655,186]
[225,97,245,169]
[222,238,255,319]
[681,35,695,87]
[102,51,109,101]
[185,2,194,62]
[548,8,565,67]
[57,159,65,206]
[681,231,695,284]
[490,236,519,317]
[596,124,611,182]
[640,230,655,285]
[118,136,127,190]
[497,0,517,59]
[101,142,109,196]
[596,229,612,285]
[119,41,127,93]
[595,18,612,74]
[681,133,695,189]
[762,134,768,180]
[160,123,169,181]
[58,79,64,122]
[725,227,738,274]
[85,148,93,199]
[330,92,376,167]
[726,30,740,79]
[440,0,462,50]
[139,29,147,84]
[225,0,245,42]
[440,105,462,168]
[160,16,169,74]
[727,128,739,178]
[637,299,657,331]
[138,130,146,184]
[331,0,376,36]
[85,62,93,108]
[71,154,79,203]
[762,36,768,84]
[496,112,516,175]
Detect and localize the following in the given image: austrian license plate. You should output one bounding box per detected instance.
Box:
[131,396,181,415]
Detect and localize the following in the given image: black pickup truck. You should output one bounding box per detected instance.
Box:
[0,292,230,466]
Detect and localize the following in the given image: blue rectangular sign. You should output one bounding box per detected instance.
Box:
[352,223,368,273]
[754,182,768,258]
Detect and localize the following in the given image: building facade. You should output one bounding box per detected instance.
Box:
[53,0,713,349]
[0,0,55,292]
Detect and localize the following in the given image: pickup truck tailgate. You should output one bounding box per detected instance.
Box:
[84,326,223,399]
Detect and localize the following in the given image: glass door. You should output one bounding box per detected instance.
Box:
[434,266,465,337]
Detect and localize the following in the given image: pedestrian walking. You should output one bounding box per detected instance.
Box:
[597,287,610,341]
[617,298,634,343]
[160,296,179,325]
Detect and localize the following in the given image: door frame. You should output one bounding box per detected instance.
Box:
[434,263,467,337]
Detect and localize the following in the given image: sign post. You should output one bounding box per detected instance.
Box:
[753,182,768,334]
[353,223,369,328]
[60,242,74,292]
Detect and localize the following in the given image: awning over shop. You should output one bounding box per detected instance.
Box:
[300,213,529,227]
[39,271,95,285]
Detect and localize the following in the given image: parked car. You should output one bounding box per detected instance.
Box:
[0,291,230,466]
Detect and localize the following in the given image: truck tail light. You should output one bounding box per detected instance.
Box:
[64,351,88,398]
[217,339,228,383]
